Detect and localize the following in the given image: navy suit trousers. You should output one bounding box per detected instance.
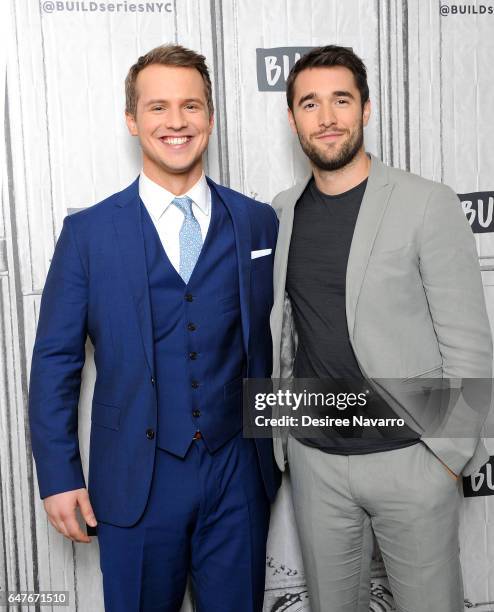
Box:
[97,433,270,611]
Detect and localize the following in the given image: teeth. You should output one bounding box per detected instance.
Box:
[163,137,189,145]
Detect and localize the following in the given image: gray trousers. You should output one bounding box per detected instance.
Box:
[287,436,464,612]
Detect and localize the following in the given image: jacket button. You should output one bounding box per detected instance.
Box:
[187,323,196,331]
[191,380,199,389]
[146,429,155,440]
[151,377,156,385]
[185,293,193,302]
[189,351,197,360]
[192,409,201,418]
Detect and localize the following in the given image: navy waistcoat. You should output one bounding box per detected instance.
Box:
[141,190,246,456]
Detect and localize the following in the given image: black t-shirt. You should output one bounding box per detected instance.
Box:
[286,177,419,454]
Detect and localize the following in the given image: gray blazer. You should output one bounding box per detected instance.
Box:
[270,153,493,476]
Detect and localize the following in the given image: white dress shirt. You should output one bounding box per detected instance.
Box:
[139,171,212,273]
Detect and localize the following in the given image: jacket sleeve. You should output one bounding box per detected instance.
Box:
[419,184,493,475]
[29,215,88,499]
[419,183,492,378]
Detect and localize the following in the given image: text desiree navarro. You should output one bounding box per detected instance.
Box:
[254,414,406,428]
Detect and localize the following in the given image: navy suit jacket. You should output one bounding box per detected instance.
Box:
[29,177,281,526]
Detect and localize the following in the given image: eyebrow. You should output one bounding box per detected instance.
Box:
[332,90,355,99]
[144,98,205,107]
[297,90,356,107]
[297,92,317,107]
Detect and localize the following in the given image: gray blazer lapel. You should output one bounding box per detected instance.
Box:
[271,176,310,378]
[272,177,311,305]
[346,154,395,339]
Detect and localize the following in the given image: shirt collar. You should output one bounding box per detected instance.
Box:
[139,171,211,220]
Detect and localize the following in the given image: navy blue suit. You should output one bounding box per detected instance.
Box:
[29,177,281,611]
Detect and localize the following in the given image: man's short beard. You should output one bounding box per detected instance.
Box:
[297,120,364,172]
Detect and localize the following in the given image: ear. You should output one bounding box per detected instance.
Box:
[125,112,138,136]
[208,111,215,134]
[287,108,298,135]
[362,99,371,127]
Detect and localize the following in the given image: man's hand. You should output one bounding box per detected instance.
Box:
[437,457,460,481]
[43,488,97,543]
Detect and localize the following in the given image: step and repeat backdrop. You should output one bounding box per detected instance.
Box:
[1,1,494,610]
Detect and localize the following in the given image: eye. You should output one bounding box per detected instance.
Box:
[336,98,349,105]
[302,102,317,111]
[152,105,165,111]
[185,104,199,111]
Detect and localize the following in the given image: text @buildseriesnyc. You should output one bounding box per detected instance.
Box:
[242,378,494,440]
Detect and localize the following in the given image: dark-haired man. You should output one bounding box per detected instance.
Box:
[29,44,280,611]
[270,45,492,612]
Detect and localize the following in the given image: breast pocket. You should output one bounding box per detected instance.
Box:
[251,253,273,270]
[250,254,274,304]
[370,243,414,260]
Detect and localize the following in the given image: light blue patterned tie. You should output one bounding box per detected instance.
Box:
[172,196,203,283]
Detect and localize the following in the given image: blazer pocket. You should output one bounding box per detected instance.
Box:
[403,365,443,382]
[224,376,243,399]
[251,248,272,259]
[370,243,413,258]
[91,401,121,430]
[251,253,273,266]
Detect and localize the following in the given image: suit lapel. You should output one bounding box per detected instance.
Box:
[112,178,154,376]
[207,178,252,355]
[270,177,310,378]
[346,154,394,338]
[273,177,311,309]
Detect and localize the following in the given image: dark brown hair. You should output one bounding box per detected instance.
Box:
[286,45,369,111]
[125,44,214,117]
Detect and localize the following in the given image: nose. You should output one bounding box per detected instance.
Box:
[165,107,188,130]
[318,101,337,128]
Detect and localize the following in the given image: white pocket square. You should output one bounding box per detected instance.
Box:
[251,248,272,259]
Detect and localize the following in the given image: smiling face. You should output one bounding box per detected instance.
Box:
[288,65,370,172]
[126,63,214,188]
